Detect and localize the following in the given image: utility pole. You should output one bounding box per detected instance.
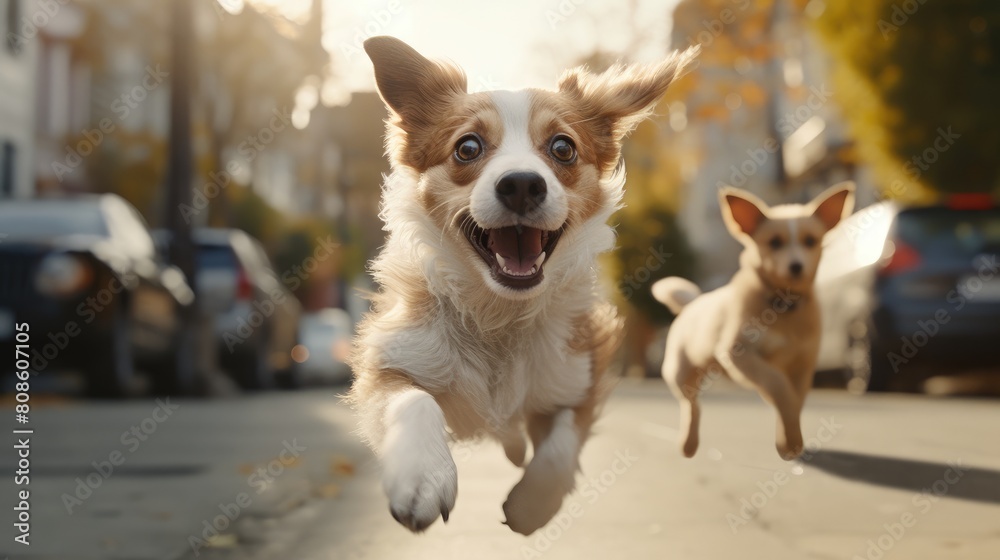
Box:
[165,0,199,393]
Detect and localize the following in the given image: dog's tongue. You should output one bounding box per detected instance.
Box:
[487,226,543,274]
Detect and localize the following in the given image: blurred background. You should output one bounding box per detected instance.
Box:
[1,1,999,559]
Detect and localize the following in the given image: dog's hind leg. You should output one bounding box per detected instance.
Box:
[663,348,704,458]
[502,409,578,535]
[498,422,527,467]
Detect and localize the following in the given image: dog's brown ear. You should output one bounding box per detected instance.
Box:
[364,36,467,127]
[719,187,769,239]
[558,46,699,143]
[810,181,856,231]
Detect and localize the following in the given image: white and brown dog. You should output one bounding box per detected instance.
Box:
[652,183,854,461]
[348,36,696,534]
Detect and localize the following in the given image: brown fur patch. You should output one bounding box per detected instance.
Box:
[567,302,623,438]
[528,91,608,225]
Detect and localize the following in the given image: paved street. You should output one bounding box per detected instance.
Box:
[2,380,999,560]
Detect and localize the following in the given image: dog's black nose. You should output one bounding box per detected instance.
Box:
[789,262,803,277]
[495,171,546,216]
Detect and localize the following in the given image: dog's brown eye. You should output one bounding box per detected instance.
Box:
[455,134,483,162]
[549,135,577,164]
[769,236,784,250]
[803,235,817,248]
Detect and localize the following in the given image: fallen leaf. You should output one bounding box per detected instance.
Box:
[316,483,341,499]
[330,456,355,477]
[206,534,239,549]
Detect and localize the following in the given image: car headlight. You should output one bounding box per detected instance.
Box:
[34,254,94,297]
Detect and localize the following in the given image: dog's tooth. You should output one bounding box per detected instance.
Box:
[495,253,506,267]
[534,252,546,268]
[503,266,511,274]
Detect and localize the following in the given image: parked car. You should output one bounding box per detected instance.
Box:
[156,228,301,390]
[0,195,196,397]
[815,197,1000,392]
[295,308,353,385]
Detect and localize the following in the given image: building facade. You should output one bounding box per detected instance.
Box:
[0,0,38,198]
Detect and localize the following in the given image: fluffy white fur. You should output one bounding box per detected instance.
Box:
[350,36,697,535]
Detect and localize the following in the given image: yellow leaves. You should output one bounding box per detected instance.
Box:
[738,80,768,108]
[878,64,903,89]
[204,533,239,549]
[694,103,732,121]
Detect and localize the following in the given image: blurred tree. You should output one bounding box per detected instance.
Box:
[605,117,697,326]
[197,0,328,225]
[814,1,1000,200]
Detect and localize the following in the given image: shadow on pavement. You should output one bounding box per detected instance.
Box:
[808,450,1000,505]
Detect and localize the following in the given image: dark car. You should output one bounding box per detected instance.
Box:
[815,197,1000,392]
[155,228,301,390]
[0,195,196,397]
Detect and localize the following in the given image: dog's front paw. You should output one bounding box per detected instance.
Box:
[502,470,570,535]
[383,447,457,532]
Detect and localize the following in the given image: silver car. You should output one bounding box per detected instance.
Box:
[192,229,302,389]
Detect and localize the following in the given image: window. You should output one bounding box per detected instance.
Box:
[1,142,15,197]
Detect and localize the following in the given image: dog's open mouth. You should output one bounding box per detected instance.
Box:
[461,216,564,290]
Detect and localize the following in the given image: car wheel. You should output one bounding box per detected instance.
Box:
[237,332,273,391]
[865,336,892,393]
[276,334,303,390]
[87,304,138,398]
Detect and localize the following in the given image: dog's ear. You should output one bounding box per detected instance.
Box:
[558,46,699,143]
[364,36,467,128]
[719,187,770,239]
[810,181,856,231]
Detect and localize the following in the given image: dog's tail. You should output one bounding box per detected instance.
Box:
[651,277,701,315]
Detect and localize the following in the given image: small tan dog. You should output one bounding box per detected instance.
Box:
[652,183,854,460]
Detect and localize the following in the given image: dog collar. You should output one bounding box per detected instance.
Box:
[765,289,805,313]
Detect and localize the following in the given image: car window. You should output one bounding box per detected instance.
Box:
[816,202,896,280]
[0,201,108,239]
[896,208,1000,255]
[197,244,239,271]
[103,196,157,259]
